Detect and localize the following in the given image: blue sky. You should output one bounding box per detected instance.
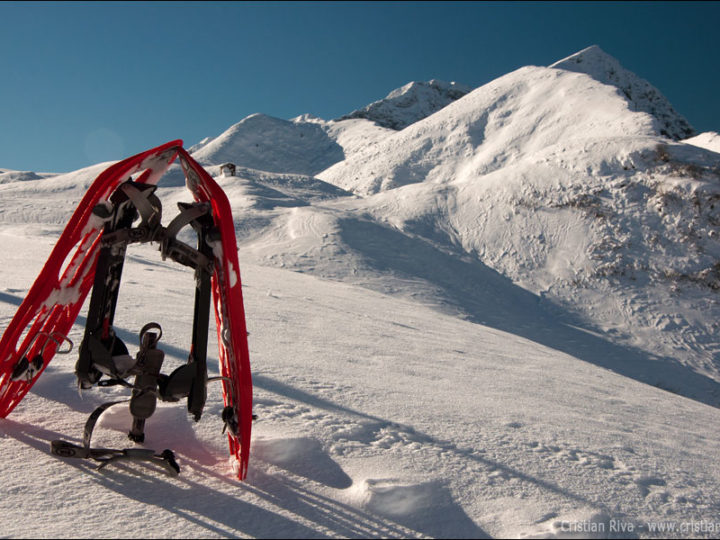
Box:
[1,1,718,172]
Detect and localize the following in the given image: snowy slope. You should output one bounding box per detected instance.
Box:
[2,173,720,539]
[2,45,720,538]
[684,131,720,154]
[0,168,57,184]
[314,55,720,405]
[188,78,469,178]
[190,113,345,176]
[550,45,695,140]
[318,65,659,195]
[0,162,119,225]
[319,118,397,161]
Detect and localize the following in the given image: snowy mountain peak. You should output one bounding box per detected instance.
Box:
[319,62,661,195]
[337,79,473,130]
[190,113,344,176]
[550,45,695,140]
[291,113,326,124]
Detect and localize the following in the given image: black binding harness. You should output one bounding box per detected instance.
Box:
[45,180,241,475]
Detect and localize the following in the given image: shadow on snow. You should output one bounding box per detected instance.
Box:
[339,217,720,409]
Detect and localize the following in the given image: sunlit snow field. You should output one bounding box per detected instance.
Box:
[2,46,720,538]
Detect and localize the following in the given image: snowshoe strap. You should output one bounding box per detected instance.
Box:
[128,323,164,443]
[98,188,214,273]
[221,406,239,438]
[95,448,180,476]
[119,182,162,229]
[139,322,162,346]
[10,354,44,382]
[78,332,135,381]
[164,202,212,241]
[84,399,128,449]
[157,363,196,401]
[11,332,73,381]
[51,397,180,476]
[50,441,179,476]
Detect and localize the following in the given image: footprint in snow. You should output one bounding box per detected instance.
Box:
[634,475,667,498]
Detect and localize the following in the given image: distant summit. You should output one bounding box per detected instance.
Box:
[337,79,473,130]
[190,113,344,176]
[550,45,695,140]
[319,60,661,195]
[185,46,699,184]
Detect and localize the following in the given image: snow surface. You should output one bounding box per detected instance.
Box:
[337,79,473,130]
[190,113,345,177]
[2,46,720,538]
[684,132,720,154]
[550,45,695,141]
[0,169,57,185]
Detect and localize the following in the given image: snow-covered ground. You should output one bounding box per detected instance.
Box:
[2,46,720,538]
[684,132,720,154]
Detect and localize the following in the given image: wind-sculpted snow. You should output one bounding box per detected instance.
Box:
[3,239,720,537]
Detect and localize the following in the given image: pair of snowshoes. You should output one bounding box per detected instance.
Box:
[0,142,252,480]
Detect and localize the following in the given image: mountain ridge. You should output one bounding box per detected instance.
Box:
[336,79,473,130]
[550,44,695,140]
